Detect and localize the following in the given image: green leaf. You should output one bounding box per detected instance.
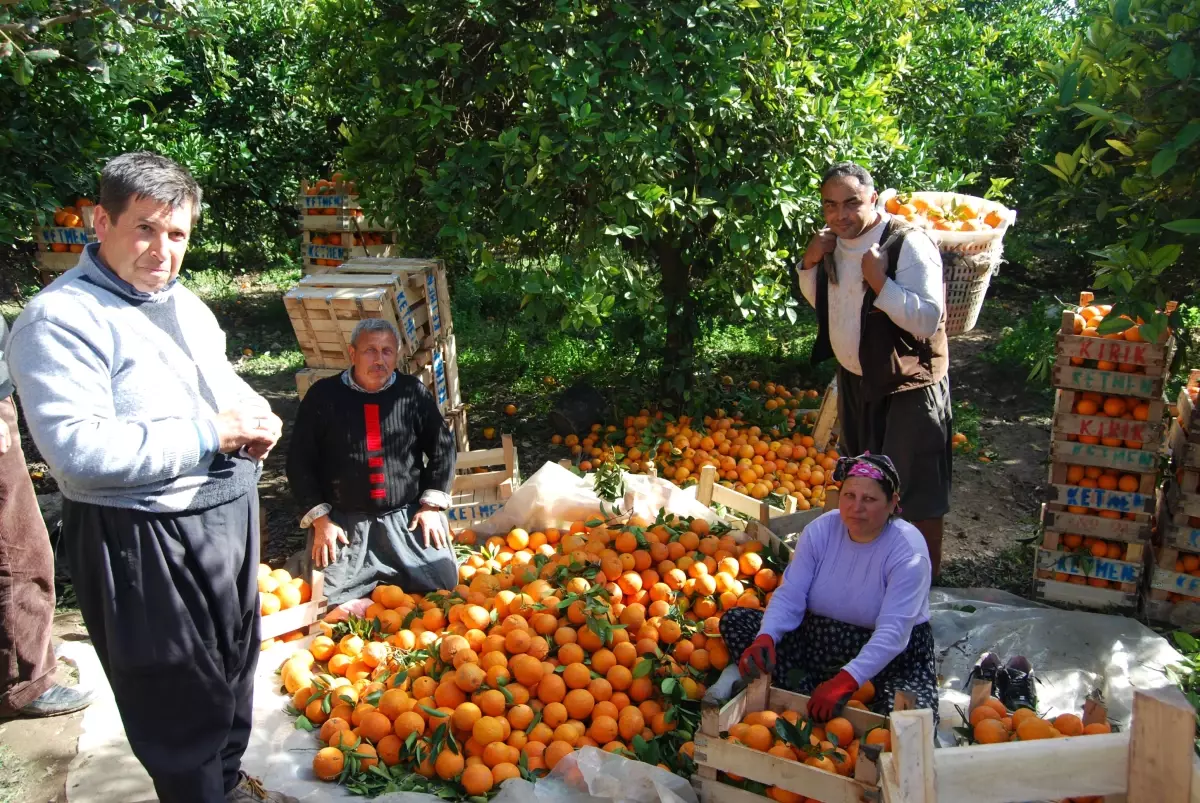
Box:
[1105,139,1133,156]
[1096,316,1133,335]
[1173,122,1200,151]
[1168,42,1195,80]
[1162,219,1200,234]
[1151,147,1178,178]
[1054,152,1077,177]
[633,658,654,678]
[13,57,34,86]
[25,48,61,64]
[1072,102,1111,120]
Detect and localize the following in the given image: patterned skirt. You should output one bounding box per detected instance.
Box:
[720,608,939,725]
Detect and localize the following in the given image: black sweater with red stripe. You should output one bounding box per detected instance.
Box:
[285,373,456,515]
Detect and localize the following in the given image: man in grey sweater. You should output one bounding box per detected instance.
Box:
[8,153,293,803]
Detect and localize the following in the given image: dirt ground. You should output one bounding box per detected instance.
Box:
[0,315,1053,801]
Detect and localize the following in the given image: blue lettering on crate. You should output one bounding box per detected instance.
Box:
[1171,573,1200,596]
[303,195,348,209]
[433,352,448,405]
[1054,554,1139,583]
[448,502,504,523]
[425,272,442,333]
[304,245,346,260]
[1183,528,1200,550]
[1063,486,1146,512]
[42,227,92,245]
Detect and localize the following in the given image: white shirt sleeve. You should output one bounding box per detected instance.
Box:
[795,263,818,308]
[872,232,943,339]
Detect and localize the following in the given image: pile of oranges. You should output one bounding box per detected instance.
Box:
[551,381,840,512]
[1063,393,1154,450]
[307,232,391,267]
[305,172,357,197]
[969,699,1111,744]
[1066,302,1154,354]
[712,698,886,803]
[1045,534,1137,590]
[1061,463,1148,520]
[883,194,1005,232]
[258,564,314,632]
[276,510,881,798]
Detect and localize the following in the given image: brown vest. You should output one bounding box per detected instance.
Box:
[807,219,948,403]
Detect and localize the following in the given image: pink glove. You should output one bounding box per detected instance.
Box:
[809,670,859,721]
[738,634,776,678]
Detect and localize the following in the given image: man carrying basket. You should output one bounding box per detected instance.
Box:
[793,161,952,577]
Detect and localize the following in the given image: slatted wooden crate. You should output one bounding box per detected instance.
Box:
[448,434,517,531]
[284,284,404,369]
[447,405,469,454]
[1175,369,1200,440]
[1051,292,1176,395]
[876,688,1200,803]
[441,334,460,411]
[692,673,892,803]
[261,567,326,642]
[34,222,95,282]
[339,258,451,342]
[696,464,798,528]
[301,231,397,271]
[1052,389,1168,449]
[295,368,342,400]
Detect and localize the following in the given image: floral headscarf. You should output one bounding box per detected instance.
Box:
[832,452,902,499]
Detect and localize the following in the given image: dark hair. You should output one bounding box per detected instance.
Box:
[821,161,874,191]
[98,152,203,224]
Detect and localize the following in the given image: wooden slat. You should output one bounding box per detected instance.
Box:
[1055,333,1170,367]
[1053,414,1165,448]
[295,368,341,400]
[1162,522,1200,552]
[692,776,780,803]
[1172,420,1200,470]
[1149,566,1200,597]
[692,734,870,803]
[888,708,935,803]
[456,446,509,471]
[1036,547,1143,586]
[1041,504,1154,542]
[811,377,839,452]
[1032,574,1139,611]
[766,686,888,736]
[1052,363,1166,400]
[1128,686,1196,802]
[1050,440,1161,473]
[1044,483,1156,515]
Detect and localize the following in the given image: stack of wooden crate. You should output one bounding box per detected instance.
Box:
[1032,292,1174,613]
[34,205,95,285]
[1145,370,1200,624]
[287,257,466,449]
[298,179,396,271]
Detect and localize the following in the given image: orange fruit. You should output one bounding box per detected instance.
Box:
[312,746,345,780]
[461,763,495,794]
[825,717,855,747]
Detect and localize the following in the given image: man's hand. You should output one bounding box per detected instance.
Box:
[413,505,450,550]
[215,405,277,453]
[862,243,887,293]
[0,413,10,456]
[802,228,837,270]
[312,515,349,569]
[244,412,283,461]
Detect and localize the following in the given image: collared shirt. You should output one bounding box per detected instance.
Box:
[342,368,398,394]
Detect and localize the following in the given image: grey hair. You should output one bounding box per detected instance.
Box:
[350,318,401,348]
[98,151,203,224]
[821,161,874,191]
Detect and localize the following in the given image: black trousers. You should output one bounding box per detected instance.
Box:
[63,491,260,802]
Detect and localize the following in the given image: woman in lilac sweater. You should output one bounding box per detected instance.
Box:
[719,453,937,721]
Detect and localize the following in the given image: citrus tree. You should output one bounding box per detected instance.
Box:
[1033,0,1197,341]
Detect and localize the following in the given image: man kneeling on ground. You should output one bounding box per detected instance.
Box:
[286,319,458,606]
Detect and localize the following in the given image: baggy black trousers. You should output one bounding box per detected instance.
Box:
[63,491,260,802]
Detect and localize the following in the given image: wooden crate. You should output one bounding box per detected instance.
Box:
[696,465,799,528]
[295,368,342,400]
[34,223,95,282]
[1048,438,1162,475]
[1171,419,1200,472]
[692,674,891,803]
[261,567,326,642]
[810,377,839,452]
[448,434,517,531]
[447,405,469,454]
[1032,527,1143,612]
[1052,389,1167,448]
[301,231,397,270]
[1165,478,1200,523]
[441,334,460,411]
[298,270,440,359]
[1175,369,1200,440]
[284,284,403,369]
[1040,503,1153,542]
[339,258,451,342]
[876,688,1200,803]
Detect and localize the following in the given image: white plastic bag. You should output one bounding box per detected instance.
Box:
[490,747,698,803]
[475,462,720,536]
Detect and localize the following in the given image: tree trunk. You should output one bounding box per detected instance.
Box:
[656,242,697,399]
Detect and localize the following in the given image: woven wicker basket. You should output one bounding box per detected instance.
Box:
[877,190,1016,336]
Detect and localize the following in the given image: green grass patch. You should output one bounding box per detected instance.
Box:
[980,298,1060,383]
[234,348,306,377]
[938,542,1035,595]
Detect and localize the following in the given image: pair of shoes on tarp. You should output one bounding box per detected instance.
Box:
[964,653,1039,712]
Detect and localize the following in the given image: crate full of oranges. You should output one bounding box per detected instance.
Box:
[34,199,97,274]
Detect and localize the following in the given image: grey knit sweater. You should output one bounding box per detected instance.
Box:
[8,245,267,512]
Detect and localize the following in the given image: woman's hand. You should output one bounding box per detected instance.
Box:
[738,634,776,678]
[809,670,860,721]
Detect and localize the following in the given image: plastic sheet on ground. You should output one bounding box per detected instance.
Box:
[473,462,720,537]
[928,587,1183,744]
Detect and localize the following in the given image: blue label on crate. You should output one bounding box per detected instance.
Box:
[448,502,504,524]
[1174,528,1200,550]
[304,245,346,260]
[41,227,92,245]
[302,195,350,208]
[425,272,442,334]
[1054,554,1139,584]
[1170,573,1200,596]
[1062,442,1157,471]
[1062,486,1149,513]
[433,352,448,405]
